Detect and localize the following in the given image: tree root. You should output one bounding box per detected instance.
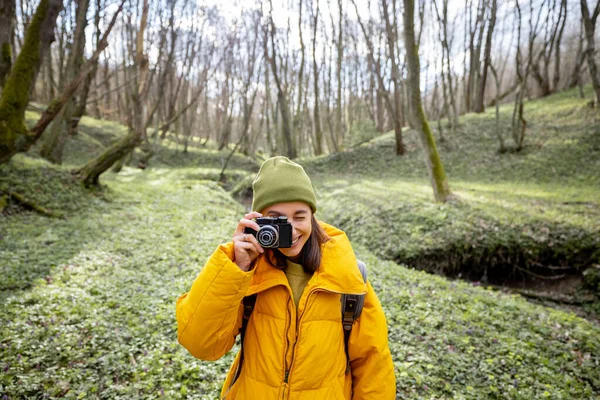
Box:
[2,190,64,218]
[509,287,596,305]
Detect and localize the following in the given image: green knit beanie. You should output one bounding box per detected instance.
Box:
[252,156,317,213]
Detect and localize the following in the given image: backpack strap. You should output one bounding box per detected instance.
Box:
[341,260,368,374]
[234,261,368,382]
[232,294,257,384]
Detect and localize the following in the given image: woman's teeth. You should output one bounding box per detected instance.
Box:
[292,236,300,245]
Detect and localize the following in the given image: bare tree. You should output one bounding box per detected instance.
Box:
[403,0,451,202]
[489,64,505,152]
[69,0,103,134]
[511,0,545,151]
[217,36,235,151]
[567,19,587,98]
[0,0,16,88]
[265,0,296,158]
[293,0,306,148]
[40,0,90,164]
[382,0,406,155]
[219,16,262,181]
[76,0,151,186]
[432,0,458,134]
[0,0,63,163]
[474,0,496,112]
[531,0,567,97]
[310,0,324,155]
[580,0,600,104]
[333,0,344,148]
[351,0,401,150]
[0,0,123,164]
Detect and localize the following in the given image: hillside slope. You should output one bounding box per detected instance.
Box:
[303,88,600,313]
[1,161,599,398]
[0,88,599,398]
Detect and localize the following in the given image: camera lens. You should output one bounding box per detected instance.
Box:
[257,225,279,247]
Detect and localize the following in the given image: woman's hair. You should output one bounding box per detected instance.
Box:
[266,214,330,273]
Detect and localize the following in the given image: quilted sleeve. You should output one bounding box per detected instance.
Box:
[176,243,254,360]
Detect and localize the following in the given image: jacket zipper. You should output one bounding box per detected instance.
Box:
[282,287,330,396]
[281,294,294,400]
[282,296,293,382]
[281,285,366,398]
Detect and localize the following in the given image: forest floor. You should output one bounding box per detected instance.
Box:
[1,87,599,398]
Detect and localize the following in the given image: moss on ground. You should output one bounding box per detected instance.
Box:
[301,88,600,297]
[1,159,599,398]
[1,87,599,398]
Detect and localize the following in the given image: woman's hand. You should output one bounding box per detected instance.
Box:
[233,212,265,271]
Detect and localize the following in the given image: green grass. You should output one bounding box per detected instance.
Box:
[1,160,599,398]
[1,87,599,398]
[24,109,259,189]
[300,88,600,296]
[1,163,245,398]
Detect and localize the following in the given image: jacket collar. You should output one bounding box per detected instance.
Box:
[246,222,367,296]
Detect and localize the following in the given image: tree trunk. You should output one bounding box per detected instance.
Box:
[580,0,600,104]
[102,52,111,118]
[311,0,323,155]
[334,0,344,148]
[40,0,90,164]
[382,0,405,155]
[43,52,55,102]
[511,0,527,151]
[433,0,458,133]
[530,0,565,98]
[403,0,451,202]
[0,0,16,88]
[76,0,146,185]
[69,0,102,135]
[553,0,567,91]
[0,0,62,163]
[1,0,122,164]
[351,0,399,146]
[490,65,505,152]
[79,132,140,186]
[567,23,586,90]
[294,0,305,152]
[266,0,296,158]
[474,0,496,113]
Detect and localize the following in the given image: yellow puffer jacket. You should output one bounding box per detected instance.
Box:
[176,223,396,399]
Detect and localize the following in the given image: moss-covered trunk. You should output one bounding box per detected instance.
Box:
[0,0,15,88]
[76,0,145,187]
[39,106,69,163]
[403,0,451,203]
[0,0,62,164]
[76,132,140,187]
[39,0,89,164]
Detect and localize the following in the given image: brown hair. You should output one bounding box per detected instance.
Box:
[266,215,330,273]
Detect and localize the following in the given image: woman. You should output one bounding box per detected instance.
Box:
[176,156,396,399]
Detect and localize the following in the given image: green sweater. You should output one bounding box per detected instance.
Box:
[284,259,313,307]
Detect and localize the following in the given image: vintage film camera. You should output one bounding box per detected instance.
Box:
[244,216,293,248]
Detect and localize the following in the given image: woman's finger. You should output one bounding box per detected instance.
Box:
[244,212,262,220]
[235,240,260,262]
[234,232,264,254]
[243,232,264,254]
[234,218,261,235]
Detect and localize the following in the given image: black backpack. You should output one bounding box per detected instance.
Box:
[234,261,368,382]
